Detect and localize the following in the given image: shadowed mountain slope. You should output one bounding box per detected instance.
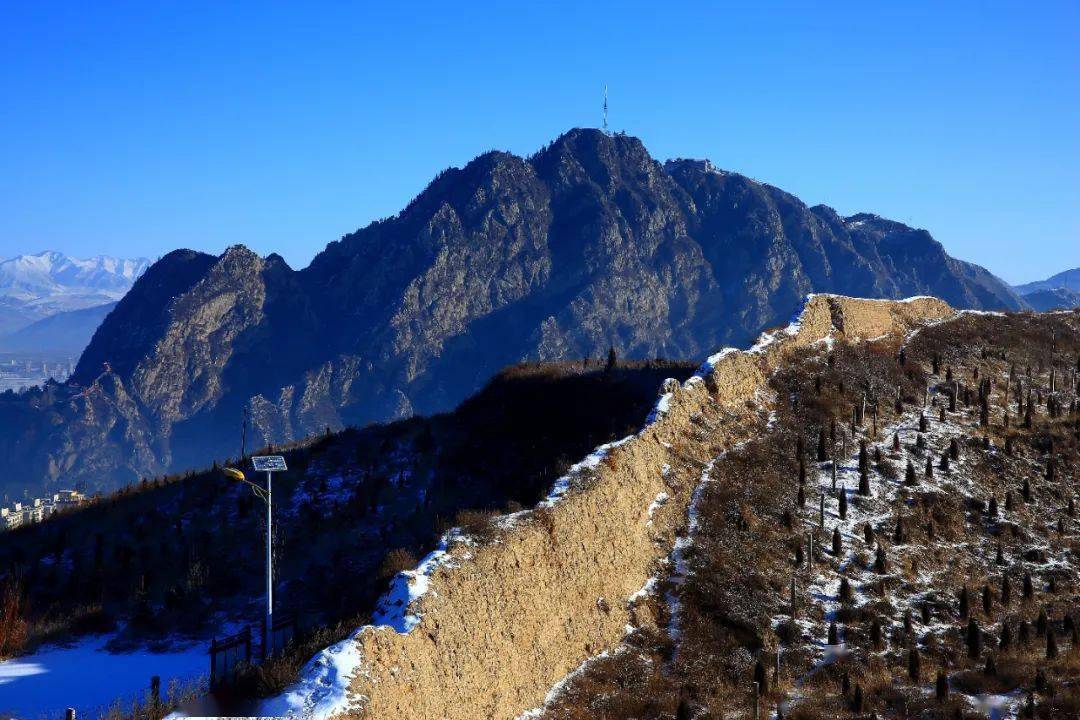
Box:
[1014,267,1080,296]
[0,129,1025,494]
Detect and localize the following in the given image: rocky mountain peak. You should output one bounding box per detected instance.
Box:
[0,129,1031,495]
[73,249,216,385]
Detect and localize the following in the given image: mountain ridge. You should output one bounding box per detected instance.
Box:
[0,128,1029,493]
[1013,266,1080,310]
[1014,266,1080,295]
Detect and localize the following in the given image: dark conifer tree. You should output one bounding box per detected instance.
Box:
[874,544,887,573]
[984,654,997,676]
[817,428,827,462]
[852,684,864,713]
[1001,573,1011,605]
[838,488,847,520]
[832,527,842,555]
[920,412,928,432]
[605,346,617,374]
[1036,607,1048,636]
[1047,629,1058,659]
[1019,620,1030,646]
[967,617,982,658]
[982,585,992,614]
[925,456,934,478]
[864,523,874,545]
[1023,572,1034,599]
[908,646,921,681]
[840,576,853,603]
[1000,619,1011,649]
[905,460,917,486]
[959,587,970,619]
[828,621,839,645]
[989,496,998,517]
[935,669,948,701]
[892,432,900,452]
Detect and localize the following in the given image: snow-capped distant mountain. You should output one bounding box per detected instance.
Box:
[0,251,151,310]
[0,251,150,345]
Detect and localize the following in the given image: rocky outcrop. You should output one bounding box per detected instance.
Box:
[268,295,954,719]
[0,126,1019,495]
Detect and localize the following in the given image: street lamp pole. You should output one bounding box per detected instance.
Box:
[224,454,287,659]
[264,466,273,651]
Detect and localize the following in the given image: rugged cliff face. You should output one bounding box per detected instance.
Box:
[262,295,956,719]
[0,129,1025,494]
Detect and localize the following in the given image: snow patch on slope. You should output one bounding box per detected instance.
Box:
[263,432,637,717]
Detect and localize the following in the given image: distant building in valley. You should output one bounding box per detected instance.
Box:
[1,489,85,530]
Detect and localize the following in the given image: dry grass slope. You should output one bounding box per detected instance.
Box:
[320,296,956,719]
[539,307,1080,720]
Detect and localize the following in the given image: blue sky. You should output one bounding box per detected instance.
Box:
[0,1,1076,284]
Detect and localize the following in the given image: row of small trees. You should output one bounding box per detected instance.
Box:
[765,333,1078,717]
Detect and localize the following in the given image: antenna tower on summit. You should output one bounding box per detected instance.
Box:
[603,85,609,134]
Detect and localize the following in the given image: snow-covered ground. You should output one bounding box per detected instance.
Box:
[258,432,641,719]
[0,633,206,719]
[772,381,1048,718]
